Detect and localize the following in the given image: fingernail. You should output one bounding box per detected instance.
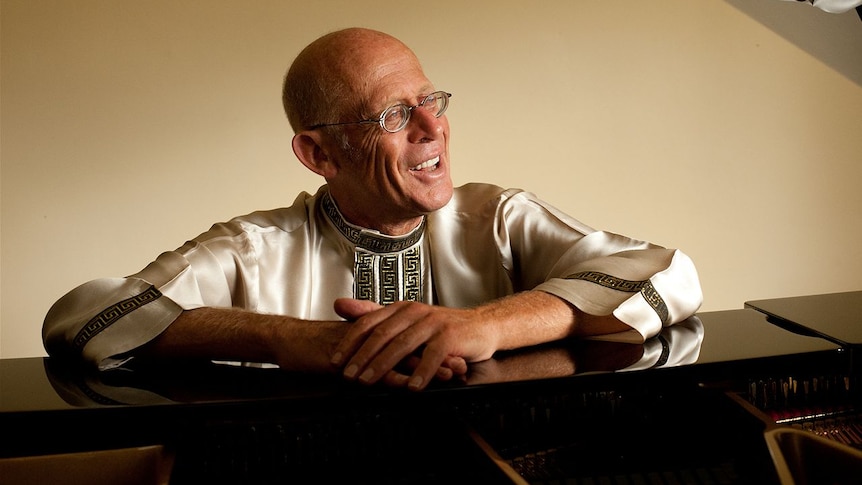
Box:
[408,375,424,390]
[344,364,358,379]
[331,352,342,365]
[359,368,374,383]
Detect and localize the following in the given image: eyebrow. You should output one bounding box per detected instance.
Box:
[371,86,437,112]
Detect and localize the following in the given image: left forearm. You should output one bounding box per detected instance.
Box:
[478,291,631,353]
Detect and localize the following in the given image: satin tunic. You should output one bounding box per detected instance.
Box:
[43,183,703,369]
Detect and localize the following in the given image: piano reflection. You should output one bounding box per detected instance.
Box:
[2,303,862,484]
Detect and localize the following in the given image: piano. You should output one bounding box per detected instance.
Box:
[2,292,861,484]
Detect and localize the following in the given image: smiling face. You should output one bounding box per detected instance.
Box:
[290,29,454,236]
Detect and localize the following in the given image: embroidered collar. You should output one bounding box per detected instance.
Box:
[322,191,426,253]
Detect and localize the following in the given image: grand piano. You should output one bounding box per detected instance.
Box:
[2,292,861,484]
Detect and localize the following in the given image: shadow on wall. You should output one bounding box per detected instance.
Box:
[724,0,862,86]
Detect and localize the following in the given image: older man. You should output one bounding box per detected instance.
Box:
[44,28,702,391]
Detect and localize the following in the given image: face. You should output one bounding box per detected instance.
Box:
[321,41,453,236]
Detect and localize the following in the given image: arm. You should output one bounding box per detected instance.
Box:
[138,307,347,373]
[331,188,702,391]
[330,290,629,391]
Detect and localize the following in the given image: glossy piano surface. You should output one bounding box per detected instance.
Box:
[746,290,862,348]
[1,309,859,484]
[0,310,842,412]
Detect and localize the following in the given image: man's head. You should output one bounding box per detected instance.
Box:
[283,28,453,236]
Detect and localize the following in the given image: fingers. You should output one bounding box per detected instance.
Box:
[330,299,471,391]
[333,297,383,320]
[404,342,450,390]
[442,355,469,376]
[378,359,456,391]
[337,302,431,378]
[330,301,406,370]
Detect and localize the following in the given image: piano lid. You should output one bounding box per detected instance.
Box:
[745,291,862,347]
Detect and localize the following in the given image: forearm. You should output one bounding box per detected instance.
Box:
[139,307,345,373]
[329,291,630,391]
[479,290,631,353]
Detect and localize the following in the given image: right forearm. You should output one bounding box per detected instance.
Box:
[139,307,345,373]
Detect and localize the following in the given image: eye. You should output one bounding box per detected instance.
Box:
[422,93,441,111]
[380,105,408,132]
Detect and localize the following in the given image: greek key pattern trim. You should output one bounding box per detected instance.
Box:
[73,286,163,350]
[356,253,376,301]
[322,192,425,253]
[566,271,647,292]
[355,247,422,305]
[652,335,671,368]
[566,271,669,324]
[74,378,124,405]
[641,280,670,325]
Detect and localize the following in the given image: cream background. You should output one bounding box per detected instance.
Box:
[2,1,861,359]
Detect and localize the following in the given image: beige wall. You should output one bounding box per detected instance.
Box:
[2,0,861,359]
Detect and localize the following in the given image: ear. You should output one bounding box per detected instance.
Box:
[292,131,339,178]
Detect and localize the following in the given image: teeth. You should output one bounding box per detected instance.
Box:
[411,156,440,171]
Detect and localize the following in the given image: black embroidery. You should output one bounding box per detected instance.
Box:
[73,378,125,405]
[355,247,422,305]
[322,191,425,252]
[73,286,162,349]
[652,334,671,368]
[640,280,670,325]
[566,271,670,324]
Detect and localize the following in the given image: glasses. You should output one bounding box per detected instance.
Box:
[308,91,452,133]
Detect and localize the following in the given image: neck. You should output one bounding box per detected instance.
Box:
[323,191,424,237]
[363,217,424,237]
[328,197,423,237]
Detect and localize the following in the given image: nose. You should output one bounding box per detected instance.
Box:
[405,106,445,142]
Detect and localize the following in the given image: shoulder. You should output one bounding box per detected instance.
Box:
[441,183,594,233]
[226,187,323,234]
[447,183,528,213]
[190,187,324,244]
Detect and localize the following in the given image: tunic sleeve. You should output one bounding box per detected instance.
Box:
[42,221,260,370]
[499,192,703,343]
[41,191,319,370]
[43,277,183,369]
[429,185,703,343]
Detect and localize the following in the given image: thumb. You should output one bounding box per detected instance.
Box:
[333,297,383,320]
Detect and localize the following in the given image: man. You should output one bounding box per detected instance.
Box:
[43,28,703,391]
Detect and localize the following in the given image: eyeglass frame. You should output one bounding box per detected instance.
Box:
[307,91,452,133]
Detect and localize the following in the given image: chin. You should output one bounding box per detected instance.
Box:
[421,185,454,213]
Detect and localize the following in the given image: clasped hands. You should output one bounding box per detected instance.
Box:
[328,298,496,391]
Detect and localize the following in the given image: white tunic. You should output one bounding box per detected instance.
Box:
[43,183,703,369]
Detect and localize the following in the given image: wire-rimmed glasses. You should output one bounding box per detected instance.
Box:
[308,91,452,133]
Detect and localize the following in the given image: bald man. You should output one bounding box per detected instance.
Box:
[44,28,702,391]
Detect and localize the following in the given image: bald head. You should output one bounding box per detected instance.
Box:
[282,28,421,133]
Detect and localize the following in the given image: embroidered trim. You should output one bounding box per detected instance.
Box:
[356,253,376,301]
[566,271,670,324]
[641,280,670,325]
[73,286,163,350]
[402,248,422,302]
[355,246,422,305]
[652,334,671,368]
[322,191,425,253]
[74,378,124,405]
[566,271,647,292]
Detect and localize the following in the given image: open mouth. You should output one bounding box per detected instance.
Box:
[410,156,440,172]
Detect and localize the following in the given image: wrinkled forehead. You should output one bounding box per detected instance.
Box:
[337,41,428,104]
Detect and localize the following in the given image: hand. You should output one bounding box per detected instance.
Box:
[330,298,496,391]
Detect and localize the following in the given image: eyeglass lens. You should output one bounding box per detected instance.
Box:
[380,91,449,132]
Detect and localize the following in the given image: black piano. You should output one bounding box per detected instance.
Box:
[2,293,862,484]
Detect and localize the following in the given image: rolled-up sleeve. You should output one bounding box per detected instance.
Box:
[501,192,703,343]
[43,277,183,369]
[43,220,261,369]
[429,185,703,343]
